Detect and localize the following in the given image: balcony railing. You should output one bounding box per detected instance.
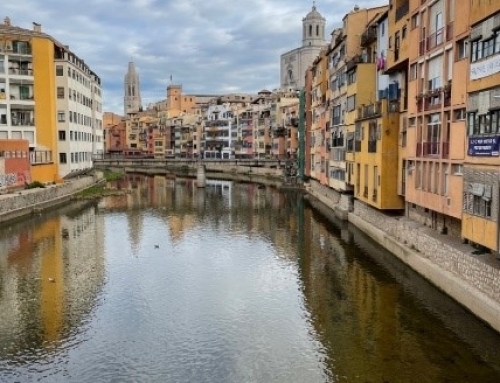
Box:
[395,1,409,22]
[372,188,378,202]
[426,27,445,51]
[30,150,52,165]
[8,68,33,76]
[331,137,344,147]
[358,102,381,120]
[416,141,449,157]
[361,26,377,46]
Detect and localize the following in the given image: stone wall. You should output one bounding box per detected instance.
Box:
[406,203,462,237]
[0,175,100,223]
[351,200,500,324]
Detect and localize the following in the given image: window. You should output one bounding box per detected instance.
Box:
[347,95,356,111]
[57,111,65,122]
[456,38,468,60]
[57,87,64,98]
[347,69,356,85]
[454,108,466,121]
[402,26,407,40]
[468,110,500,135]
[58,130,66,140]
[59,153,67,164]
[410,63,418,80]
[411,13,419,29]
[452,164,463,175]
[56,65,63,76]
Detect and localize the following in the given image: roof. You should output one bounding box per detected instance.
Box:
[304,3,325,21]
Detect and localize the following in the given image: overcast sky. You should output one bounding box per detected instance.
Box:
[5,0,384,113]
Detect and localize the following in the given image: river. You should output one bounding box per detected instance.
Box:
[0,174,499,383]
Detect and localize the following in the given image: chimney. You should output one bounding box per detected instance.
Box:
[33,22,41,32]
[4,17,11,26]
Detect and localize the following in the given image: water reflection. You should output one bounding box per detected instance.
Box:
[0,174,499,383]
[0,201,105,366]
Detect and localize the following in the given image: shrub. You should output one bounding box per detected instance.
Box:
[25,181,46,189]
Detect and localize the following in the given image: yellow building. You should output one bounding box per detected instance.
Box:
[1,17,103,182]
[0,18,60,183]
[462,2,500,252]
[353,10,403,210]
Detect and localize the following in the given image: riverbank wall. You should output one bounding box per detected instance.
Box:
[306,180,500,333]
[0,175,101,224]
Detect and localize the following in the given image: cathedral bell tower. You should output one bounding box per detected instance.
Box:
[124,61,142,116]
[302,2,326,48]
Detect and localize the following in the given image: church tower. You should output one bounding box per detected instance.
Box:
[302,2,326,47]
[124,61,142,116]
[280,3,326,90]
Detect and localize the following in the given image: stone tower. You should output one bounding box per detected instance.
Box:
[302,2,326,48]
[280,3,326,90]
[124,61,142,115]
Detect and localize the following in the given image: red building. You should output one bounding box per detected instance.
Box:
[0,139,31,191]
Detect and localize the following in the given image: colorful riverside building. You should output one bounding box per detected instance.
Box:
[353,8,403,210]
[399,0,467,236]
[462,1,500,252]
[0,17,103,182]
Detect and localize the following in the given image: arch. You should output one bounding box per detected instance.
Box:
[316,25,319,36]
[309,24,312,36]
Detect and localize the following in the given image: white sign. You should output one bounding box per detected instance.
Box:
[470,54,500,80]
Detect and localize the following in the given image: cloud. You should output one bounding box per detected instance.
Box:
[4,0,385,113]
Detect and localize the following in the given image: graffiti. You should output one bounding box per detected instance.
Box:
[0,172,31,189]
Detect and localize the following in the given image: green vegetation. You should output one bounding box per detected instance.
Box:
[25,181,46,189]
[103,169,124,182]
[76,185,106,199]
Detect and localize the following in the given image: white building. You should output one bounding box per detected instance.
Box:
[55,51,103,178]
[203,104,234,159]
[280,4,326,90]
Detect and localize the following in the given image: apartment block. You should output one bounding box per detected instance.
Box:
[353,8,403,210]
[400,0,466,236]
[0,17,102,181]
[462,1,500,252]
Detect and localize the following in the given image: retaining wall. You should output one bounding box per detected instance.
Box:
[0,175,100,224]
[350,200,500,332]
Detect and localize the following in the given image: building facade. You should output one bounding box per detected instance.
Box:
[0,17,102,182]
[280,4,326,90]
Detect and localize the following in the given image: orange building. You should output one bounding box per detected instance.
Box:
[462,1,500,252]
[0,139,31,190]
[397,0,467,237]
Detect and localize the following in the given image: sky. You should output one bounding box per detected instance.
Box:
[5,0,384,113]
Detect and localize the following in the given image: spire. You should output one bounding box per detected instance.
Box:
[124,61,142,115]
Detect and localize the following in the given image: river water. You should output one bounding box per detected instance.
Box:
[0,174,499,383]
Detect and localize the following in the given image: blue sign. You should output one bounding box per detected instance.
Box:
[468,136,500,156]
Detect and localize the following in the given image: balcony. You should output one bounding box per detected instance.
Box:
[331,136,344,147]
[8,67,33,76]
[372,188,378,202]
[416,141,449,157]
[30,150,52,165]
[426,27,445,52]
[357,102,381,120]
[395,1,409,22]
[361,25,377,46]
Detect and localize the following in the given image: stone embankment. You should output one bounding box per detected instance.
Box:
[0,175,102,224]
[306,180,500,333]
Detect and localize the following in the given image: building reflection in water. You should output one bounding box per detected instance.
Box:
[0,200,105,360]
